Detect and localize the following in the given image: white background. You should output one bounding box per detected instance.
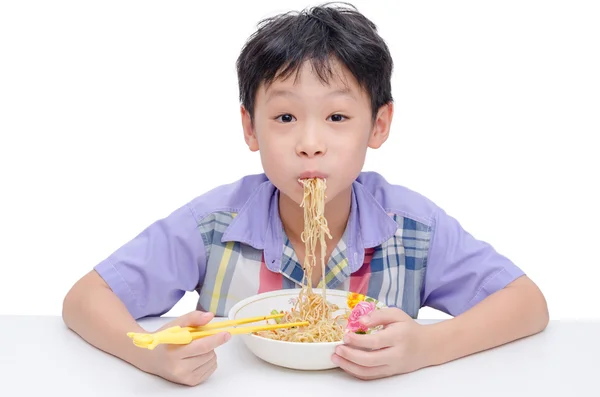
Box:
[1,0,598,320]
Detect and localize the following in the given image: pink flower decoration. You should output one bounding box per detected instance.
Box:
[346,301,376,333]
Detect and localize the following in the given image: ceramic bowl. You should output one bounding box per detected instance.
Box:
[228,289,352,370]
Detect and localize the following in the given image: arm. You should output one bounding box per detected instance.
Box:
[333,208,549,379]
[62,270,152,371]
[333,274,548,379]
[419,206,549,364]
[62,202,207,371]
[423,275,549,366]
[63,269,228,386]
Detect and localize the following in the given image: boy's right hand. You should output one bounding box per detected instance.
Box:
[143,310,231,386]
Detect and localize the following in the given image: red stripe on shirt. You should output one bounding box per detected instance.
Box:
[349,247,374,295]
[258,254,283,293]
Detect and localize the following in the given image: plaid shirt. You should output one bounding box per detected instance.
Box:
[95,172,524,319]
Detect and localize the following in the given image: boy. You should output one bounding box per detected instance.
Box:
[62,3,549,386]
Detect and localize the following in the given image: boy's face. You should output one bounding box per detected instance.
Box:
[241,59,393,205]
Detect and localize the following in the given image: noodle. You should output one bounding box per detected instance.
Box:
[255,178,345,342]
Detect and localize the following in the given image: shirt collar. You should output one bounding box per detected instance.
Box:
[221,177,398,272]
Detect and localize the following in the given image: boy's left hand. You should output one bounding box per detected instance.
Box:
[332,307,430,380]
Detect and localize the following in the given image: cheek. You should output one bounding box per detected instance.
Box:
[256,138,292,178]
[257,129,293,158]
[260,141,287,161]
[334,137,368,164]
[256,125,285,150]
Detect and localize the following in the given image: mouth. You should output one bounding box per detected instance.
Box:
[297,171,328,186]
[298,171,327,180]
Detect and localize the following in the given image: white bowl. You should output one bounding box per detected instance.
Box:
[227,288,350,371]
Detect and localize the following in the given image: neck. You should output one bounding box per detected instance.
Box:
[279,185,352,244]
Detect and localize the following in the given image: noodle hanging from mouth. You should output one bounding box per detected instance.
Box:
[255,178,345,343]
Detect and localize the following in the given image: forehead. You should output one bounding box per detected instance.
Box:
[257,58,366,103]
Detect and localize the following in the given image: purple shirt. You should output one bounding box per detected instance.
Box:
[94,172,524,319]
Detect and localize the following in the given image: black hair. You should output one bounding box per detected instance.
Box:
[236,2,393,121]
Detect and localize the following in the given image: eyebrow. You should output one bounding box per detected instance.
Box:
[265,88,357,103]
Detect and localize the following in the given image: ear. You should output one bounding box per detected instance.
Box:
[241,105,259,152]
[368,102,394,149]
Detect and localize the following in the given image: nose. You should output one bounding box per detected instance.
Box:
[296,127,326,158]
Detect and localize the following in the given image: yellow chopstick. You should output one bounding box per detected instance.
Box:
[183,313,284,332]
[189,321,309,339]
[127,316,306,350]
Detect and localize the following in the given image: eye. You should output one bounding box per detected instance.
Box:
[328,114,348,122]
[275,114,296,123]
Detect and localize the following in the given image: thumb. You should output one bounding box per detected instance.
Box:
[168,310,214,328]
[360,307,411,327]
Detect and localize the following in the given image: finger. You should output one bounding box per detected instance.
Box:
[332,353,389,381]
[335,344,391,367]
[178,355,217,386]
[192,360,218,385]
[182,332,231,358]
[182,350,216,369]
[343,329,393,350]
[180,310,215,327]
[164,310,215,329]
[192,354,217,374]
[360,307,410,328]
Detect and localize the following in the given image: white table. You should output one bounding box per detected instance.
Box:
[2,316,599,396]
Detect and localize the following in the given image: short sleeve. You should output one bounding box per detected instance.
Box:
[94,203,207,319]
[421,207,525,316]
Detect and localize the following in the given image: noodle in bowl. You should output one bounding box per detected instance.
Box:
[228,289,356,370]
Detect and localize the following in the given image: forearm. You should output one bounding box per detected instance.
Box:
[62,270,152,371]
[423,275,549,366]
